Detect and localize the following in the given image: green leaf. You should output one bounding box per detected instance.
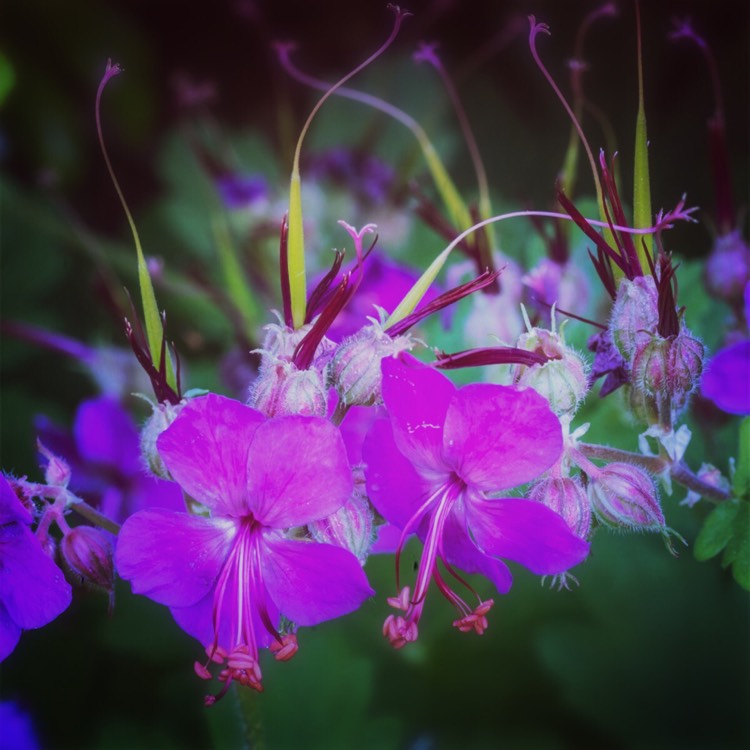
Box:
[721,502,750,591]
[732,417,750,499]
[694,499,739,561]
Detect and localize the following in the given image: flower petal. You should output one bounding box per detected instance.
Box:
[441,507,513,594]
[701,341,750,415]
[0,524,71,630]
[0,601,22,662]
[466,496,589,575]
[381,354,455,472]
[0,475,31,525]
[364,418,437,530]
[443,384,562,491]
[261,536,374,626]
[157,394,265,516]
[246,416,352,528]
[116,509,234,607]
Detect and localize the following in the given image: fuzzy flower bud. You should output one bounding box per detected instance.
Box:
[308,490,374,565]
[37,441,71,488]
[528,476,592,539]
[141,400,185,480]
[609,276,658,361]
[61,526,115,593]
[511,328,589,417]
[249,359,328,417]
[630,332,705,426]
[330,322,414,407]
[587,462,665,532]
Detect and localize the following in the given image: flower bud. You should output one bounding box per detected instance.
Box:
[609,276,658,361]
[512,328,589,417]
[308,491,374,565]
[587,462,665,531]
[528,476,592,539]
[249,360,328,417]
[330,323,413,407]
[141,400,185,480]
[630,332,705,426]
[61,526,115,593]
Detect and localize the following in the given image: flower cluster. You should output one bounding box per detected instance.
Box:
[2,7,747,729]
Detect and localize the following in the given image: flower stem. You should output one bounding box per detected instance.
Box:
[577,442,731,503]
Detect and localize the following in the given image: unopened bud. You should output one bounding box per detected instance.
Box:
[609,276,658,361]
[330,323,413,407]
[528,476,591,539]
[249,360,328,417]
[588,462,665,531]
[61,526,115,593]
[37,441,71,488]
[630,332,705,426]
[308,491,374,564]
[512,328,589,417]
[141,400,185,480]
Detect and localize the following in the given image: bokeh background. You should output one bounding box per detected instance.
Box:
[1,1,748,748]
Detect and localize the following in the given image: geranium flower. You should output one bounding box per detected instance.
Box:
[364,355,589,648]
[0,475,72,661]
[115,393,373,702]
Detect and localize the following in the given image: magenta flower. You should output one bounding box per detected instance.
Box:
[115,393,373,702]
[364,356,589,648]
[0,475,72,661]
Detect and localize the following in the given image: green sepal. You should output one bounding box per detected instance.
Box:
[694,499,739,562]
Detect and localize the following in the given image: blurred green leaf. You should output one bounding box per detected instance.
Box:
[722,501,750,590]
[694,499,739,561]
[733,417,750,499]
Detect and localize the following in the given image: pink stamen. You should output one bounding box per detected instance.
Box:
[453,600,494,635]
[270,634,299,662]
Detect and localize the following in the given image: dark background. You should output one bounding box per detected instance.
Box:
[1,1,749,749]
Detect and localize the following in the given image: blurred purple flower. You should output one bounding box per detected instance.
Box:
[0,476,72,662]
[364,355,589,647]
[308,147,396,205]
[701,282,750,415]
[0,701,41,750]
[36,397,183,524]
[115,393,373,701]
[215,173,268,210]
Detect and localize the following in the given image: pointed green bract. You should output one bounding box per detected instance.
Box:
[213,216,260,336]
[287,168,306,329]
[732,417,750,500]
[633,2,653,266]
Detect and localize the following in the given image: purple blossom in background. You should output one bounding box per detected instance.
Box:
[0,475,72,662]
[116,393,373,702]
[701,282,750,414]
[308,147,396,204]
[215,173,268,210]
[0,701,41,750]
[36,397,183,524]
[364,355,589,647]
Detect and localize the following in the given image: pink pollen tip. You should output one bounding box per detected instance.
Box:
[529,16,551,39]
[270,634,299,662]
[103,59,122,84]
[413,41,441,68]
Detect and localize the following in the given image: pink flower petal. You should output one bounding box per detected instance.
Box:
[701,341,750,415]
[363,418,437,529]
[261,536,374,626]
[443,384,563,491]
[466,496,589,575]
[441,507,513,594]
[381,355,455,472]
[157,394,265,517]
[116,509,234,607]
[246,416,352,529]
